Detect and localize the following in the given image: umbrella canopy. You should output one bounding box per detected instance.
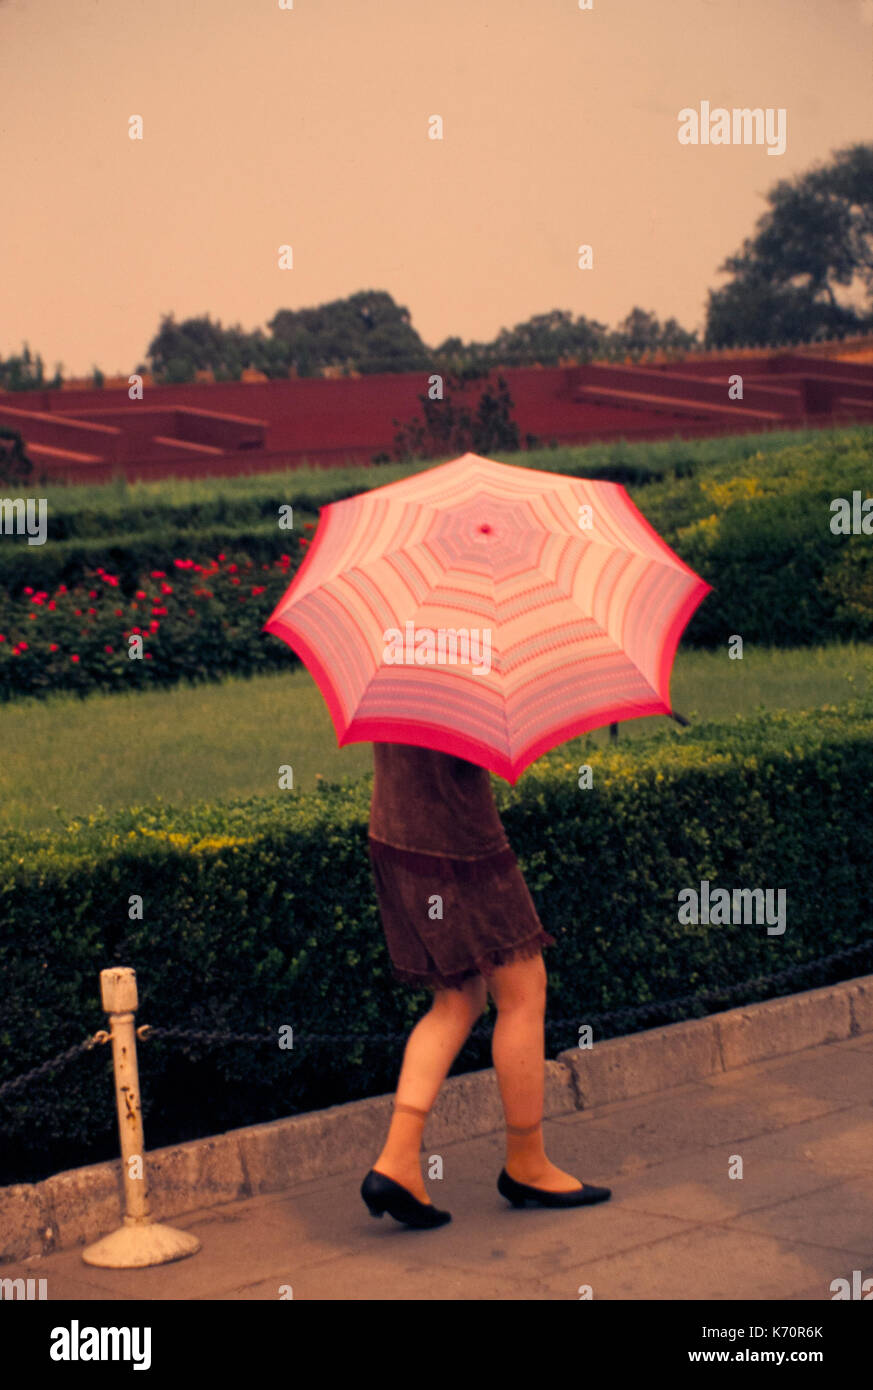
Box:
[263,451,712,784]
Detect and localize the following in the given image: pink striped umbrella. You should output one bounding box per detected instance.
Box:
[263,451,712,784]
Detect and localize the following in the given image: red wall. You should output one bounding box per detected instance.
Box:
[3,355,871,484]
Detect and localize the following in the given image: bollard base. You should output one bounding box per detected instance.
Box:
[82,1220,201,1268]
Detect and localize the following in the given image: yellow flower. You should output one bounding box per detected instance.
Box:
[700,476,764,508]
[133,828,252,852]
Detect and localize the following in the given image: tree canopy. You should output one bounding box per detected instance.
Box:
[5,144,873,388]
[705,142,873,346]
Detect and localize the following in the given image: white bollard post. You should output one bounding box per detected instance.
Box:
[82,967,201,1268]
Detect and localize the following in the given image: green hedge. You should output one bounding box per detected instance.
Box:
[4,425,860,589]
[10,441,703,545]
[1,700,871,1185]
[0,521,313,597]
[2,427,872,698]
[636,430,873,645]
[26,425,845,542]
[0,545,304,702]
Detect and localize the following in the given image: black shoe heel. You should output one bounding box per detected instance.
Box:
[361,1170,451,1229]
[497,1168,611,1209]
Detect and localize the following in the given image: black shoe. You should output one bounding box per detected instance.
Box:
[497,1168,611,1208]
[361,1169,452,1229]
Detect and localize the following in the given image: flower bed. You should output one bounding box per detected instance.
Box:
[0,533,315,700]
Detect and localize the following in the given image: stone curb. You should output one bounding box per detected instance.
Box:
[2,973,872,1264]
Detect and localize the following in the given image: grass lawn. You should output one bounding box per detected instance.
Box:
[37,424,853,519]
[4,640,873,833]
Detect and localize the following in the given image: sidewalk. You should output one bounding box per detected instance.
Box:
[4,1033,873,1300]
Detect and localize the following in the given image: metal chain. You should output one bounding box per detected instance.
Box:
[141,940,873,1047]
[543,940,873,1038]
[138,1025,423,1047]
[1,940,870,1103]
[0,1031,110,1102]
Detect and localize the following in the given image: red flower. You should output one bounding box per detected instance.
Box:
[145,653,153,660]
[49,643,58,652]
[149,620,160,632]
[135,590,146,599]
[115,608,123,617]
[104,645,113,654]
[150,570,166,578]
[74,609,82,616]
[0,634,5,642]
[18,641,28,651]
[88,590,97,598]
[160,582,173,594]
[251,585,266,596]
[24,586,34,595]
[228,563,238,573]
[71,654,80,663]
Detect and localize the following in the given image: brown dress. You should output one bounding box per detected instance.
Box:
[368,741,556,991]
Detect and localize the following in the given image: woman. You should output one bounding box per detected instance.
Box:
[361,740,611,1229]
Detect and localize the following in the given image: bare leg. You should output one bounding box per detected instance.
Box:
[372,974,487,1203]
[489,952,582,1192]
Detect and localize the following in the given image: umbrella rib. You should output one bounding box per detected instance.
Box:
[340,543,672,700]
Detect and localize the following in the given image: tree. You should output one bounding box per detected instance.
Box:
[471,376,520,452]
[0,344,62,391]
[612,308,662,362]
[659,315,700,358]
[486,310,610,368]
[145,312,261,383]
[0,427,33,485]
[268,290,431,375]
[705,142,873,347]
[608,307,698,362]
[391,372,521,461]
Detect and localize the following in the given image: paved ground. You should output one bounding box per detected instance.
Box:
[5,1034,873,1300]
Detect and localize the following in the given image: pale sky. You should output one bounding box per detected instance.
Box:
[1,0,871,378]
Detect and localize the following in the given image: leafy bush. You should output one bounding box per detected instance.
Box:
[0,546,308,701]
[0,428,33,487]
[3,427,871,698]
[1,699,870,1183]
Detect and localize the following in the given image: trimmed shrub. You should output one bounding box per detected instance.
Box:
[3,427,871,698]
[0,547,305,701]
[1,700,870,1184]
